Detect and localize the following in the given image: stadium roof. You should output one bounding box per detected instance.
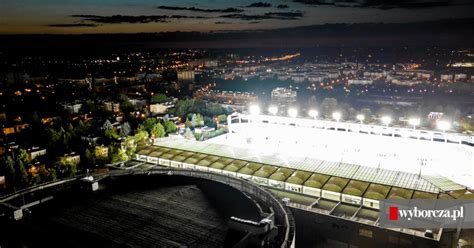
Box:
[138,137,472,199]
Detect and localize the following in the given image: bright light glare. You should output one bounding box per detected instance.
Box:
[356,114,365,121]
[288,108,298,118]
[437,120,451,131]
[408,118,420,126]
[381,116,392,125]
[332,112,341,121]
[249,105,261,115]
[268,106,278,115]
[308,109,318,118]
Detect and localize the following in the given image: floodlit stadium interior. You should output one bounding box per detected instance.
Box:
[134,111,474,245]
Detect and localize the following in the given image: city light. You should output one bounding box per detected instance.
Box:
[381,116,392,126]
[408,118,420,129]
[437,120,451,131]
[268,106,278,115]
[356,114,365,124]
[288,108,298,118]
[308,109,318,119]
[332,112,341,122]
[249,105,261,115]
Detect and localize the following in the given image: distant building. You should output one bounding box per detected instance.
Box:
[150,103,174,114]
[428,112,444,120]
[189,59,218,68]
[129,98,147,108]
[440,74,453,82]
[27,147,47,160]
[63,103,82,114]
[271,87,297,106]
[348,79,373,85]
[194,89,258,105]
[104,101,120,113]
[454,73,467,82]
[177,71,195,82]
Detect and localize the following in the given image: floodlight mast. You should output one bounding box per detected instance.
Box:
[437,120,451,142]
[288,108,298,118]
[332,112,341,122]
[268,106,278,115]
[356,114,364,124]
[308,110,318,119]
[409,118,420,130]
[381,116,391,127]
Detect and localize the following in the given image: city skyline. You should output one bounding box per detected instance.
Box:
[1,0,474,34]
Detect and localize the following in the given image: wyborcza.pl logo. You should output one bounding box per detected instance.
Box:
[388,206,464,221]
[380,200,474,228]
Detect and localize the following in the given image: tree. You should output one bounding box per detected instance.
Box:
[134,130,149,143]
[15,160,28,188]
[185,118,192,128]
[151,123,165,138]
[120,100,135,116]
[191,114,204,127]
[123,136,137,157]
[55,157,77,178]
[164,120,177,134]
[3,156,16,190]
[111,148,129,163]
[321,98,338,117]
[217,114,227,123]
[84,148,96,168]
[102,120,113,130]
[184,128,195,140]
[151,94,169,104]
[142,118,158,133]
[80,100,97,114]
[120,122,131,137]
[105,128,120,139]
[360,108,372,121]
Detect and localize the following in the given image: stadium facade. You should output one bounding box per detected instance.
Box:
[135,112,474,245]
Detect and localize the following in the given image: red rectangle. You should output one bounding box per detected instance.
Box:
[389,207,398,221]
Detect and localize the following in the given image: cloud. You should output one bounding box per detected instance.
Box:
[48,23,98,27]
[214,21,261,24]
[292,0,474,9]
[246,2,272,7]
[71,15,207,24]
[220,12,303,21]
[158,6,244,13]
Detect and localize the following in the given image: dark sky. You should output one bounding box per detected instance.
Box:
[1,0,474,34]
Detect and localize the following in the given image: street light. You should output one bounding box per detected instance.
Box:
[381,116,391,126]
[332,112,341,122]
[288,108,298,118]
[356,114,365,124]
[437,120,451,132]
[268,106,278,115]
[408,118,420,129]
[308,109,318,119]
[249,105,261,115]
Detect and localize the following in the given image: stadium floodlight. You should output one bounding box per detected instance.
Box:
[356,114,365,124]
[332,112,341,122]
[249,105,261,115]
[408,118,420,129]
[437,120,451,131]
[288,108,298,118]
[308,109,318,119]
[381,116,392,126]
[268,106,278,115]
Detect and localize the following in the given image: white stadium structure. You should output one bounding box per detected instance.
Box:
[223,112,474,189]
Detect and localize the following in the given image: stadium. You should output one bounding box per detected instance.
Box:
[134,110,474,247]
